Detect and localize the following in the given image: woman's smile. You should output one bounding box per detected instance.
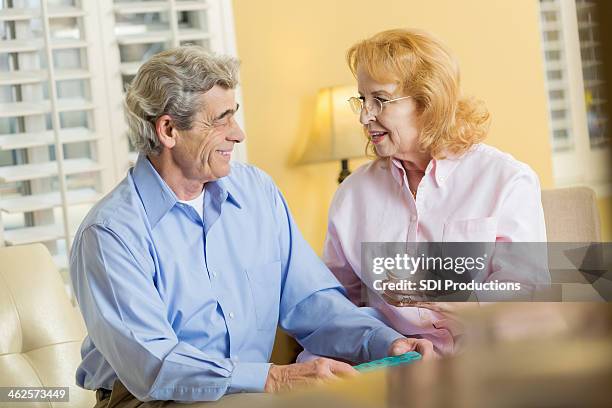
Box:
[369,129,388,144]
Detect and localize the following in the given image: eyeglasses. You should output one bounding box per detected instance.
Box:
[348,95,412,117]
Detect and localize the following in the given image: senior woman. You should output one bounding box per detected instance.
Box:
[312,29,547,357]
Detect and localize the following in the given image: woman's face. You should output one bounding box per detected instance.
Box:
[356,67,422,160]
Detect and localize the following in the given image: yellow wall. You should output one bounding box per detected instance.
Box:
[232,0,555,252]
[598,197,612,241]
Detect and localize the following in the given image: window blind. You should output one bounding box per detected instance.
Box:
[0,0,244,282]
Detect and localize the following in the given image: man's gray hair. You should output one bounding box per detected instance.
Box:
[124,45,240,156]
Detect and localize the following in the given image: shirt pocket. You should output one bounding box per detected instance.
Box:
[245,260,281,330]
[442,217,498,242]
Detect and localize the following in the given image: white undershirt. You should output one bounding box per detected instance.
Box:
[178,189,204,220]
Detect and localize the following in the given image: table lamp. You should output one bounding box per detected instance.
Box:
[300,85,366,183]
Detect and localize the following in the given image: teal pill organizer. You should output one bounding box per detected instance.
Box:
[354,351,422,372]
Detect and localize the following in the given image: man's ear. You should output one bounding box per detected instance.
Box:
[155,114,179,149]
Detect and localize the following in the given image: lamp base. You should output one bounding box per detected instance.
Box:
[338,159,351,184]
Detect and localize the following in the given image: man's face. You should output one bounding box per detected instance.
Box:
[172,86,245,182]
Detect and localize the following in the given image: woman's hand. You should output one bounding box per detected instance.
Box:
[410,301,471,315]
[411,302,477,336]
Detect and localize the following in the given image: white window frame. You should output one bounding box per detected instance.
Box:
[543,0,611,197]
[0,0,247,276]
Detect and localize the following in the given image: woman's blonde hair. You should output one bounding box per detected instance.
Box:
[347,29,490,159]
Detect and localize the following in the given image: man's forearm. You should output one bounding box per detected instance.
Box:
[282,288,403,363]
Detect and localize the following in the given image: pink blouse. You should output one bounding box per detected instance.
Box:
[323,143,547,355]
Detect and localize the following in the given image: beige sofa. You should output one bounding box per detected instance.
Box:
[0,243,94,408]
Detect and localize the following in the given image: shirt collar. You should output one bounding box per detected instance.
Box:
[205,177,242,209]
[389,153,461,188]
[389,158,407,186]
[132,154,241,228]
[430,155,461,187]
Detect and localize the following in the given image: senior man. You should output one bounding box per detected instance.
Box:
[70,46,433,406]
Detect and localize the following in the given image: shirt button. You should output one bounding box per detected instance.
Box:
[411,215,417,221]
[229,312,235,319]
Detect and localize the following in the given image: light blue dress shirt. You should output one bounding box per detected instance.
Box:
[70,155,403,402]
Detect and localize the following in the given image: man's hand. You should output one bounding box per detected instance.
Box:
[264,358,358,393]
[388,337,437,360]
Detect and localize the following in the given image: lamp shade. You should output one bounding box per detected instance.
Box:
[299,85,366,164]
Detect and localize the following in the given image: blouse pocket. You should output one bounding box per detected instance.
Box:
[245,260,281,330]
[442,217,498,242]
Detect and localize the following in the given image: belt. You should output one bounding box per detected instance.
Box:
[96,388,112,402]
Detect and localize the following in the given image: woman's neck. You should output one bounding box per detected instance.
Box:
[394,151,431,196]
[396,151,432,174]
